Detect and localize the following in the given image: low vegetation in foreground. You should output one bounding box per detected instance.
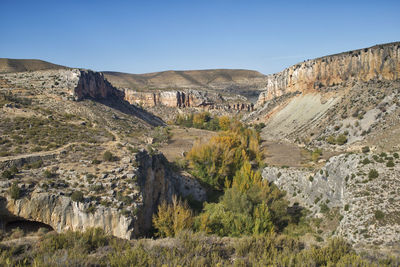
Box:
[0,228,398,266]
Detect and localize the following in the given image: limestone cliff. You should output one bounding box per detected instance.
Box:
[124,89,210,108]
[262,152,400,246]
[0,151,205,239]
[74,70,125,101]
[257,42,400,105]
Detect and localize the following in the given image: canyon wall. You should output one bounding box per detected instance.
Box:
[124,89,210,108]
[124,89,254,111]
[257,42,400,105]
[0,151,205,239]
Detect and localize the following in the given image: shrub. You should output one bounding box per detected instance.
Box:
[344,204,349,211]
[386,160,394,167]
[336,134,347,145]
[10,227,24,239]
[361,158,370,165]
[319,203,330,213]
[152,195,193,237]
[103,151,114,162]
[368,169,378,179]
[326,136,336,144]
[309,176,314,182]
[9,182,21,200]
[361,146,370,153]
[311,149,322,162]
[393,152,399,159]
[71,191,84,202]
[374,210,384,220]
[2,170,13,179]
[43,169,55,178]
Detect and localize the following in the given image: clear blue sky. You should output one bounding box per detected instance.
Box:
[1,0,399,74]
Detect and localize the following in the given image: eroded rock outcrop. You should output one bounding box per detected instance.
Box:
[0,151,205,239]
[74,70,125,101]
[262,153,400,246]
[124,88,255,112]
[124,89,210,108]
[256,42,400,106]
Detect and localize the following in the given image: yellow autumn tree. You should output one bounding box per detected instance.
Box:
[186,121,262,190]
[152,195,193,237]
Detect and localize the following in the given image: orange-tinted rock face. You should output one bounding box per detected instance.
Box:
[123,89,255,111]
[256,42,400,106]
[124,89,208,108]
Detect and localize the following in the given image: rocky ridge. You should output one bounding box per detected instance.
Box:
[256,42,400,106]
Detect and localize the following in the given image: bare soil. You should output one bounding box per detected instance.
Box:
[159,127,216,162]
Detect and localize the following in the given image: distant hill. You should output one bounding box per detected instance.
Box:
[103,69,266,98]
[0,58,67,73]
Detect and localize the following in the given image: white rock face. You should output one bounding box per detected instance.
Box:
[0,151,206,240]
[262,152,400,246]
[5,192,135,239]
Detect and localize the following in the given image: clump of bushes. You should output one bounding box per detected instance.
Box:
[103,151,117,162]
[368,169,379,179]
[326,134,347,145]
[2,165,19,179]
[374,210,385,220]
[9,182,21,200]
[386,160,395,167]
[174,112,227,131]
[71,191,84,202]
[311,148,322,162]
[43,169,55,178]
[361,146,370,153]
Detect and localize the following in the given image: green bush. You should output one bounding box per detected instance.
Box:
[361,146,370,153]
[386,160,394,167]
[71,191,84,202]
[393,152,399,159]
[361,158,371,165]
[326,136,336,144]
[336,134,348,145]
[2,170,13,179]
[9,182,21,200]
[374,210,384,220]
[103,151,115,162]
[368,169,379,179]
[43,169,55,178]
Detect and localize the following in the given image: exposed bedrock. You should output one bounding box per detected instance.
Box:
[257,42,400,106]
[0,151,206,239]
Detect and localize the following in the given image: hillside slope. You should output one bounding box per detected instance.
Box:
[0,58,67,73]
[247,42,400,151]
[104,69,267,101]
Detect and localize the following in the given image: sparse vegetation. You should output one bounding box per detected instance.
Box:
[9,182,21,200]
[368,169,379,179]
[361,146,370,153]
[71,191,84,202]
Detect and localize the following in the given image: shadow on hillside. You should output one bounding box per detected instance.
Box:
[90,95,165,127]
